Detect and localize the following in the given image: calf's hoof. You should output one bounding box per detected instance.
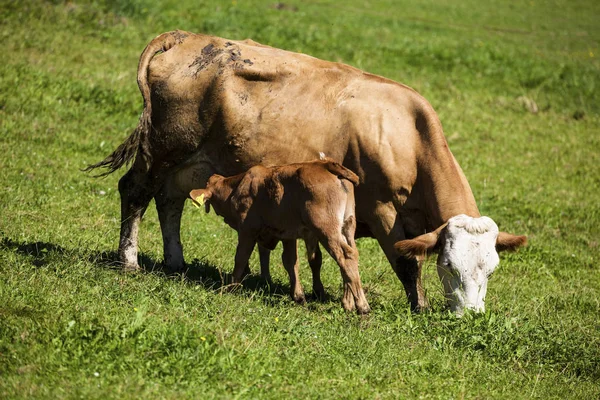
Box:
[356,301,371,315]
[411,299,431,313]
[224,282,243,293]
[313,285,326,302]
[341,295,356,312]
[261,272,273,283]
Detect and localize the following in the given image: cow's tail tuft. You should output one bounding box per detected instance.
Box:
[83,114,148,177]
[84,30,190,177]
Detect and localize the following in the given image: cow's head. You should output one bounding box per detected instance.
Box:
[394,214,527,315]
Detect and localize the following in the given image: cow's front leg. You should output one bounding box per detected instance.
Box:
[155,185,186,273]
[394,256,428,312]
[282,239,305,304]
[364,201,429,312]
[118,166,160,271]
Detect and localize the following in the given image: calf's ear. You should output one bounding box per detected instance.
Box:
[189,189,212,214]
[496,232,527,252]
[394,231,441,259]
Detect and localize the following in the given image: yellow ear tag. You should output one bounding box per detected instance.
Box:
[193,193,205,209]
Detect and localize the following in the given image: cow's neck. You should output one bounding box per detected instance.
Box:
[417,134,480,229]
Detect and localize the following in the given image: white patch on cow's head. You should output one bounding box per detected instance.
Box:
[319,152,326,160]
[437,214,500,315]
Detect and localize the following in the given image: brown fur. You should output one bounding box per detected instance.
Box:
[394,232,440,259]
[87,30,526,311]
[496,232,528,252]
[394,223,447,258]
[190,160,370,314]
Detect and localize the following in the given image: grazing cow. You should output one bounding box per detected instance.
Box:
[395,215,525,314]
[87,30,526,313]
[189,160,370,314]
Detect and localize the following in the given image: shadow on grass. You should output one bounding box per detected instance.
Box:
[0,235,331,307]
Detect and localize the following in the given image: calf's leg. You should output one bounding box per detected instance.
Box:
[257,244,272,282]
[318,234,370,314]
[305,236,325,300]
[281,240,306,304]
[232,233,257,284]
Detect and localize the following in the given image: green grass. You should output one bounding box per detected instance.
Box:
[1,0,599,398]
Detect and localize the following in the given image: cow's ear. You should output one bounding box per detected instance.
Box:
[394,223,447,259]
[395,232,441,259]
[190,189,212,213]
[496,232,527,252]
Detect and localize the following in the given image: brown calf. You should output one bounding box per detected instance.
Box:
[190,160,370,314]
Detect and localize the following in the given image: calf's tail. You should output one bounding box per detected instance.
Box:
[323,161,360,186]
[84,30,190,176]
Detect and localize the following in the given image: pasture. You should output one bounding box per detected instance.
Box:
[1,0,599,398]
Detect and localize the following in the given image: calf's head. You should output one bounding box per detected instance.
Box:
[394,214,526,315]
[189,174,227,215]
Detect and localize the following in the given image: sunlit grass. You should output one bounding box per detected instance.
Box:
[1,0,599,398]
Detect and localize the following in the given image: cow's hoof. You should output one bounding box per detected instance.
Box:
[165,263,186,275]
[411,301,431,314]
[261,273,273,283]
[122,263,141,273]
[292,293,306,305]
[241,265,252,278]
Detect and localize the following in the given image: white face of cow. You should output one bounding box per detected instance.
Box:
[394,214,526,315]
[436,215,500,315]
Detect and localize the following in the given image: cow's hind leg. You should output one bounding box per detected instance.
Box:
[282,240,306,304]
[304,236,325,300]
[155,183,186,273]
[157,162,217,273]
[118,164,162,271]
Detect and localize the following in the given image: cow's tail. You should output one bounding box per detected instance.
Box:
[323,160,360,186]
[84,30,190,176]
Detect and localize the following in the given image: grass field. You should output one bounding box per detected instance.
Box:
[1,0,599,398]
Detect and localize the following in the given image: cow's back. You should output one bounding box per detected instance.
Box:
[145,33,421,172]
[147,32,475,231]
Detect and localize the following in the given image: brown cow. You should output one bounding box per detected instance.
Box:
[87,30,526,313]
[189,160,370,314]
